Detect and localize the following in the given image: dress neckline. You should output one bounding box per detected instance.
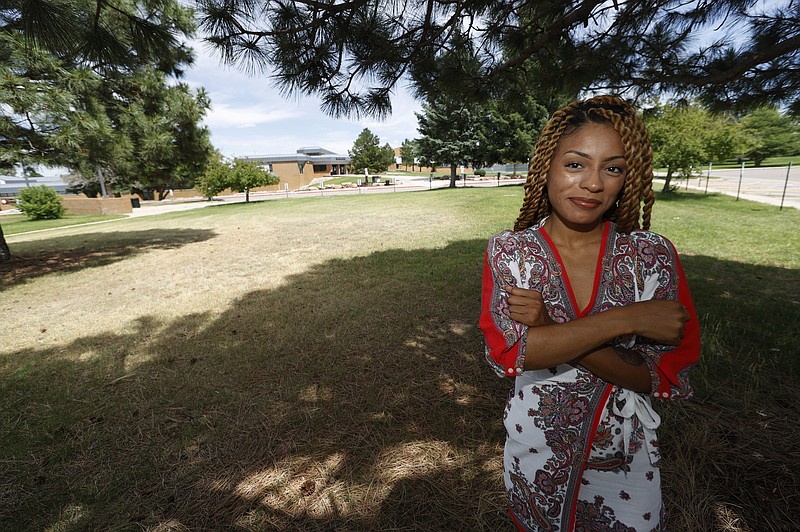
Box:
[539,221,610,317]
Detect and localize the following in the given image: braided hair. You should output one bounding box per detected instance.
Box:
[513,95,654,233]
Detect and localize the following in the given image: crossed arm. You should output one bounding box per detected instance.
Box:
[504,285,690,393]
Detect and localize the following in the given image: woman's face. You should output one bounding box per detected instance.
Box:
[545,121,626,232]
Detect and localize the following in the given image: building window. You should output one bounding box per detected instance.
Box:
[313,164,327,173]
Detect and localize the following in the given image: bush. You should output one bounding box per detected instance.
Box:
[474,168,486,177]
[18,185,65,220]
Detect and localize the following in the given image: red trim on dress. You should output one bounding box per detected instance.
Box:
[539,222,610,317]
[480,252,521,374]
[654,244,701,395]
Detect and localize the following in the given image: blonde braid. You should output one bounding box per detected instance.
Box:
[514,95,655,233]
[514,103,579,231]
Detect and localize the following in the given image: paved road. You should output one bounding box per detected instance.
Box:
[656,165,799,209]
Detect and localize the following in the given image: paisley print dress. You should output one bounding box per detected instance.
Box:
[479,220,700,531]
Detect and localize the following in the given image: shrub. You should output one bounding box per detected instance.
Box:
[18,185,65,220]
[474,168,486,177]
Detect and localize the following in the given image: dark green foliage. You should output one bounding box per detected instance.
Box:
[415,98,482,187]
[198,0,800,118]
[17,185,65,220]
[741,107,800,166]
[399,139,417,170]
[1,0,209,195]
[349,129,395,174]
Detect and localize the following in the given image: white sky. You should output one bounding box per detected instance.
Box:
[183,40,424,158]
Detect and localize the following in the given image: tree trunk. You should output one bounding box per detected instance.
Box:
[754,155,764,167]
[449,163,457,188]
[661,168,674,192]
[0,223,11,262]
[96,164,108,198]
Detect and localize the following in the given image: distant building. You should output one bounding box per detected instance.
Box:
[0,176,68,198]
[238,147,351,190]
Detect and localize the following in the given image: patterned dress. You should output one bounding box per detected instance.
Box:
[479,220,700,532]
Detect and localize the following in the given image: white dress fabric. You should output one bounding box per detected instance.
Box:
[480,220,700,531]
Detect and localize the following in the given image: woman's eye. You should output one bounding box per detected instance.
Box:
[606,165,624,174]
[566,162,582,169]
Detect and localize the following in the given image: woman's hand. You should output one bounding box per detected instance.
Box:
[504,285,554,327]
[626,300,690,345]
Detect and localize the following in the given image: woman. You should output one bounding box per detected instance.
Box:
[479,95,700,531]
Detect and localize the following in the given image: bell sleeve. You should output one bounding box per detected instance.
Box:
[623,236,701,400]
[479,232,528,378]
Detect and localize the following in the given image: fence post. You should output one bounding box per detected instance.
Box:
[780,162,792,211]
[497,172,501,187]
[736,160,744,201]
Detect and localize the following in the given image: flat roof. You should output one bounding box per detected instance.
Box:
[237,146,350,165]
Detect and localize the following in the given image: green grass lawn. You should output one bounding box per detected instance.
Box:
[1,213,126,235]
[1,188,797,530]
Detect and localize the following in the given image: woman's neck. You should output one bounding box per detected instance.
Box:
[543,216,606,250]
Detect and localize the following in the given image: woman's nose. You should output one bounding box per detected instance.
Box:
[580,168,603,192]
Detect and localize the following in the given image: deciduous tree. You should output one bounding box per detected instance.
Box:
[228,160,279,202]
[645,100,746,191]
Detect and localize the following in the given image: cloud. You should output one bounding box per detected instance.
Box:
[183,38,423,157]
[203,103,301,129]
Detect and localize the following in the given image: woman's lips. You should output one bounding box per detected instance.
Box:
[569,197,602,209]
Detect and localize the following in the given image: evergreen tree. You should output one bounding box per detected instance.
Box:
[0,0,204,261]
[477,98,548,174]
[415,98,482,188]
[349,129,393,175]
[399,139,417,171]
[741,107,800,166]
[198,0,800,118]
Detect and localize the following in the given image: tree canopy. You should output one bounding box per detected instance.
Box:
[349,129,395,175]
[415,98,482,187]
[644,100,749,191]
[1,0,211,196]
[741,107,800,166]
[197,0,800,118]
[0,0,208,261]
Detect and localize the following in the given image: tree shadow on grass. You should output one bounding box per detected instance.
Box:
[1,244,798,530]
[0,228,217,289]
[662,255,800,531]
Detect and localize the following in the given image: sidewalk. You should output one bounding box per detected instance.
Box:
[5,171,796,225]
